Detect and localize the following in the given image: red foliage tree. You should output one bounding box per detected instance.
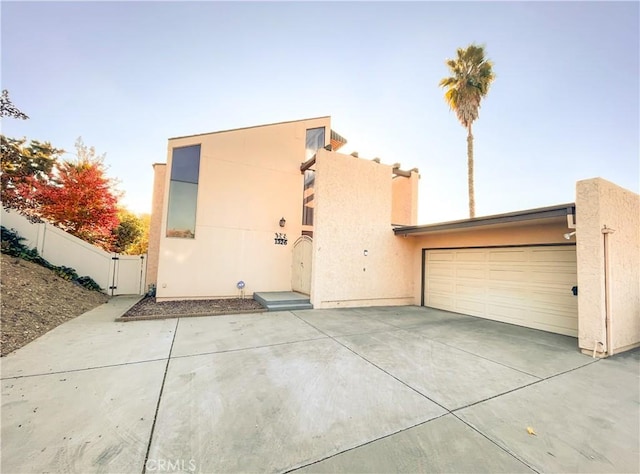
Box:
[1,136,62,221]
[37,158,120,251]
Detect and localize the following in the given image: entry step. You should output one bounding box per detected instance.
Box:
[253,291,313,311]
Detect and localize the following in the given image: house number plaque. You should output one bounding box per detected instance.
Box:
[274,233,288,245]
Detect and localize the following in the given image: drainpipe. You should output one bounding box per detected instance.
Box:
[602,225,616,357]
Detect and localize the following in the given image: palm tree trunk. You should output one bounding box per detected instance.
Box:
[467,124,475,218]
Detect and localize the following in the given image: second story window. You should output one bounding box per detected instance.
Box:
[302,169,315,227]
[305,127,325,160]
[302,127,324,229]
[166,145,200,238]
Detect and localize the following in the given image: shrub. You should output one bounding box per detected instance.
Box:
[75,275,102,292]
[1,226,103,292]
[0,225,29,257]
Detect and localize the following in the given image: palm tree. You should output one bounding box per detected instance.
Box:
[440,44,495,218]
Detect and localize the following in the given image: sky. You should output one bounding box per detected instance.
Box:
[2,1,638,224]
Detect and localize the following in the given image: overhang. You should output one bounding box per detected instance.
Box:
[330,129,347,152]
[394,203,576,236]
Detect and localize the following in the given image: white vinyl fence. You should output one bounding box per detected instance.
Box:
[1,207,147,296]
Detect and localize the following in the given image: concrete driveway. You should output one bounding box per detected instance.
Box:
[1,298,638,473]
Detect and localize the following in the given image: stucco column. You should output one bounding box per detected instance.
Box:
[576,178,640,356]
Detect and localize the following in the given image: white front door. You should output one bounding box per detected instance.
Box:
[292,236,312,295]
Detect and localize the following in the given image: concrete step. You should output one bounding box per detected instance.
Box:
[253,291,313,312]
[263,302,314,311]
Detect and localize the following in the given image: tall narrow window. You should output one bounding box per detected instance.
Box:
[302,127,324,229]
[302,169,315,226]
[305,127,325,160]
[166,145,200,238]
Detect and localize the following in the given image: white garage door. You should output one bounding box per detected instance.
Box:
[425,246,578,336]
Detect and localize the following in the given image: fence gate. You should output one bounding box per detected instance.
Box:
[110,255,147,296]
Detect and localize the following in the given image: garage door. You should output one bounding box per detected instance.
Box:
[424,246,578,336]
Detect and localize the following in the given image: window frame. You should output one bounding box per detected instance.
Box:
[166,144,201,239]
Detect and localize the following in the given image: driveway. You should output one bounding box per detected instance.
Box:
[1,298,638,473]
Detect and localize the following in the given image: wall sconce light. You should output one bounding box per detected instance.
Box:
[279,217,286,228]
[563,231,576,240]
[363,250,368,256]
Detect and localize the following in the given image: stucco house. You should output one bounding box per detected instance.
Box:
[148,116,639,358]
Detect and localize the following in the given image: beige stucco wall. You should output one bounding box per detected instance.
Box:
[155,117,330,300]
[409,219,575,305]
[311,149,415,308]
[391,173,419,225]
[147,163,166,289]
[576,178,640,355]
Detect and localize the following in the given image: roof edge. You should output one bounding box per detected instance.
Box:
[169,116,331,141]
[394,203,576,235]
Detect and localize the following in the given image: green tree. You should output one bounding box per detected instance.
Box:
[113,209,149,254]
[439,44,495,218]
[126,213,150,255]
[0,90,29,120]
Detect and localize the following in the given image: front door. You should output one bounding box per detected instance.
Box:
[292,236,312,295]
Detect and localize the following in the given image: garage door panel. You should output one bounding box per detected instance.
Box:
[528,286,576,302]
[488,269,528,282]
[530,248,577,263]
[455,282,486,298]
[428,265,455,277]
[517,320,576,337]
[530,267,576,284]
[454,250,486,262]
[487,279,527,295]
[528,310,578,332]
[484,305,577,336]
[456,267,485,279]
[428,279,455,294]
[526,279,575,290]
[426,293,455,311]
[428,251,455,262]
[488,249,527,262]
[425,245,578,336]
[455,299,486,316]
[488,292,528,307]
[486,304,528,320]
[527,295,578,317]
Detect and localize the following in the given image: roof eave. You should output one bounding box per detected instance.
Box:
[394,203,576,236]
[168,116,332,141]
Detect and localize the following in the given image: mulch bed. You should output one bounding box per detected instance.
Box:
[117,296,266,321]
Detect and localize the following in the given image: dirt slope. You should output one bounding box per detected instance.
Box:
[1,253,108,356]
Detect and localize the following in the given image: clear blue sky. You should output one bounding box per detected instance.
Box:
[2,1,638,223]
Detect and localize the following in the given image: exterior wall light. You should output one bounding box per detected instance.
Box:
[563,231,576,240]
[279,217,286,228]
[363,250,368,256]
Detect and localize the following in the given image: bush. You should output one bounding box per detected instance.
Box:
[1,226,103,292]
[0,225,29,257]
[54,266,78,281]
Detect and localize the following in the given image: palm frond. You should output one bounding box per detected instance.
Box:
[439,43,495,129]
